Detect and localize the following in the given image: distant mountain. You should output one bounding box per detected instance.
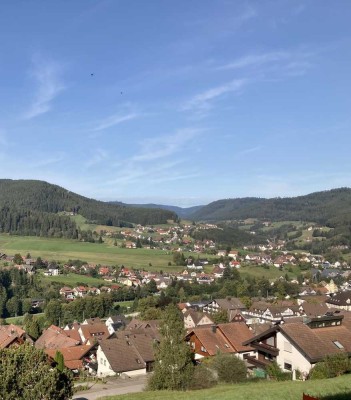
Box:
[190,188,351,226]
[0,180,177,229]
[127,203,204,219]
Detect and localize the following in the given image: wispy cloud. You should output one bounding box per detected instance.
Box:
[85,148,109,167]
[132,128,199,162]
[105,128,201,186]
[93,111,140,131]
[218,51,290,70]
[182,79,247,112]
[23,56,66,119]
[217,48,314,77]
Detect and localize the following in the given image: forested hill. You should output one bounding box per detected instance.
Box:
[0,180,177,227]
[190,188,351,226]
[127,203,203,219]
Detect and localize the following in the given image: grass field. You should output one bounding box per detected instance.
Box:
[40,273,106,287]
[0,234,174,269]
[101,375,351,400]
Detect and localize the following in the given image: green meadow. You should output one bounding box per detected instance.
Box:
[0,234,173,269]
[101,374,351,400]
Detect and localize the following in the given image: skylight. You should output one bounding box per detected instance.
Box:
[333,340,344,349]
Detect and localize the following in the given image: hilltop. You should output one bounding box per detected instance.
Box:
[189,188,351,226]
[0,180,177,237]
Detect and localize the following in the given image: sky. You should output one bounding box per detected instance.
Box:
[0,1,350,207]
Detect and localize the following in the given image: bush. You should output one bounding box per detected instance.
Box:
[266,361,292,381]
[212,353,247,383]
[310,354,351,380]
[189,364,217,390]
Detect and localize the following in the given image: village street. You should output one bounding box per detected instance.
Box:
[73,375,148,400]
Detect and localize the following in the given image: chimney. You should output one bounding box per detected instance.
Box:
[211,324,217,333]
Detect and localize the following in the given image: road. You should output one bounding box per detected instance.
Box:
[73,375,148,400]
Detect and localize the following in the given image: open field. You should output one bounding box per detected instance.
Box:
[0,234,174,269]
[101,375,351,400]
[40,273,106,287]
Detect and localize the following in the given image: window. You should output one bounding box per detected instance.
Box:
[333,340,344,349]
[200,346,207,352]
[284,341,292,353]
[284,362,292,371]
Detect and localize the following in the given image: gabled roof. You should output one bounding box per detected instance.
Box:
[186,322,254,355]
[35,325,81,349]
[214,298,246,310]
[280,322,351,363]
[45,344,95,370]
[244,318,351,363]
[79,323,110,343]
[99,336,151,373]
[218,323,254,352]
[187,326,234,356]
[327,291,351,306]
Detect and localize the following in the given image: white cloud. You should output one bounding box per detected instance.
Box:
[93,112,140,131]
[132,128,199,162]
[182,79,247,112]
[217,49,314,78]
[23,56,66,119]
[105,128,201,186]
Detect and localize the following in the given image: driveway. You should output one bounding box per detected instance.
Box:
[73,375,148,400]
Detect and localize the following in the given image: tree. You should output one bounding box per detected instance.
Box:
[0,344,73,399]
[148,304,194,391]
[45,299,63,326]
[6,296,21,317]
[13,254,23,265]
[54,351,65,373]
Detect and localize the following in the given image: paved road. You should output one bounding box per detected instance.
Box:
[73,375,148,400]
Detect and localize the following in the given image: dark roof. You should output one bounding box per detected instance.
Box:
[99,334,155,373]
[215,298,246,310]
[326,291,351,306]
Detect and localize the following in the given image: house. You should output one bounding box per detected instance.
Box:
[243,301,300,324]
[105,315,127,335]
[45,344,96,373]
[96,333,155,377]
[125,319,161,340]
[243,314,351,376]
[0,324,33,349]
[78,323,111,344]
[59,286,75,300]
[203,298,246,314]
[73,286,88,298]
[327,291,351,311]
[183,310,214,329]
[35,325,81,349]
[186,322,254,361]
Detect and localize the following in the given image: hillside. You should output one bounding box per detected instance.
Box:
[128,203,203,219]
[190,188,351,226]
[0,180,177,234]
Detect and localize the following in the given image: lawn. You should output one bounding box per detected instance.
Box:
[100,375,351,400]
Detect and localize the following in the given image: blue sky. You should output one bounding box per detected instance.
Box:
[0,1,350,206]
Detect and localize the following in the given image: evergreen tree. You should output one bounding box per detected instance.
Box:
[0,344,73,400]
[54,351,65,373]
[148,304,194,391]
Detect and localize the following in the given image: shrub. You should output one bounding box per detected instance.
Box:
[310,354,351,380]
[212,353,247,383]
[189,364,217,390]
[266,361,292,381]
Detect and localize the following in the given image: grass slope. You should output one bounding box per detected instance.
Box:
[0,234,173,269]
[101,375,351,400]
